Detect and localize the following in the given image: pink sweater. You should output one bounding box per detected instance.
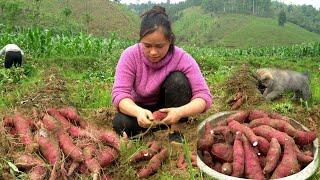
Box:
[112,43,212,111]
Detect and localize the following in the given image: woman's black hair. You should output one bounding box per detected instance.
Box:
[140,6,175,53]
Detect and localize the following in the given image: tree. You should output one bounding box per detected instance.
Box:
[278,10,286,26]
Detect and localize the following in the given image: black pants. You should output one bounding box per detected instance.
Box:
[4,51,22,68]
[113,71,192,137]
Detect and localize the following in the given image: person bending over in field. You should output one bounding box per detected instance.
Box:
[112,6,212,143]
[0,44,24,68]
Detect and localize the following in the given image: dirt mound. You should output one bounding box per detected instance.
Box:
[223,64,264,108]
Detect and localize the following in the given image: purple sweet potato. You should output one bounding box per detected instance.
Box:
[263,138,281,174]
[271,138,300,179]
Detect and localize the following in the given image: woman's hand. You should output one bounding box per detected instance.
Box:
[159,107,183,125]
[136,108,153,128]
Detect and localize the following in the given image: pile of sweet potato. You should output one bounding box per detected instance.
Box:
[197,110,317,179]
[2,107,119,179]
[129,141,169,178]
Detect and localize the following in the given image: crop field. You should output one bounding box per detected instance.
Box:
[0,28,319,179]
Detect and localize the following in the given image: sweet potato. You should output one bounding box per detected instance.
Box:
[3,116,16,135]
[202,151,214,169]
[59,106,85,127]
[268,112,290,122]
[211,143,233,162]
[256,136,270,155]
[96,146,119,168]
[228,120,259,146]
[191,152,197,167]
[42,114,61,131]
[130,141,160,163]
[137,148,169,178]
[99,130,120,151]
[253,125,313,164]
[232,132,244,177]
[263,138,281,174]
[227,92,243,104]
[46,108,72,129]
[35,132,60,165]
[68,126,95,139]
[231,96,246,110]
[242,135,264,180]
[14,154,44,170]
[28,166,47,180]
[152,111,167,121]
[226,111,249,124]
[249,118,317,145]
[197,121,215,151]
[213,161,222,172]
[221,162,232,175]
[67,161,79,176]
[13,113,38,152]
[248,110,269,121]
[57,131,84,162]
[177,153,187,170]
[271,138,300,179]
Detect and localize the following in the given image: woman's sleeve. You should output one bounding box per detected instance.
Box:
[112,48,136,108]
[181,53,213,112]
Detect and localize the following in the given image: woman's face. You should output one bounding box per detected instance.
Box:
[140,27,170,63]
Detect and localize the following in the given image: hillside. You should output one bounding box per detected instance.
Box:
[173,7,320,48]
[1,0,140,38]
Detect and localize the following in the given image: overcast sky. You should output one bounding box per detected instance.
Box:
[120,0,320,9]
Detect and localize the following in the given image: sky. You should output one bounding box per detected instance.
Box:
[121,0,320,9]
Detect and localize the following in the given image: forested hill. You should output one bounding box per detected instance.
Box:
[129,0,320,35]
[173,7,320,48]
[0,0,140,38]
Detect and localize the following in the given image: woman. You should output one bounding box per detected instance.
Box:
[112,6,212,143]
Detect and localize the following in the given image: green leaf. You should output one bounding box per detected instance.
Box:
[7,161,21,173]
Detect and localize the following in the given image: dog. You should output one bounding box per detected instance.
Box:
[255,68,311,101]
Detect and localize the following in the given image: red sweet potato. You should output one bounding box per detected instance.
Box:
[242,135,264,180]
[263,138,281,174]
[58,106,84,126]
[253,125,313,164]
[28,166,47,180]
[211,143,233,162]
[197,121,215,151]
[256,136,270,155]
[177,153,187,170]
[130,141,161,162]
[35,132,60,165]
[213,161,222,173]
[13,113,38,152]
[271,138,300,179]
[268,112,290,122]
[248,110,269,121]
[221,162,232,175]
[249,118,317,145]
[99,130,120,151]
[46,108,72,129]
[152,111,167,121]
[232,132,244,177]
[231,96,246,110]
[14,154,44,170]
[228,120,259,146]
[57,131,84,162]
[96,146,119,168]
[68,126,95,139]
[137,148,169,178]
[42,114,61,131]
[202,151,214,169]
[226,111,249,124]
